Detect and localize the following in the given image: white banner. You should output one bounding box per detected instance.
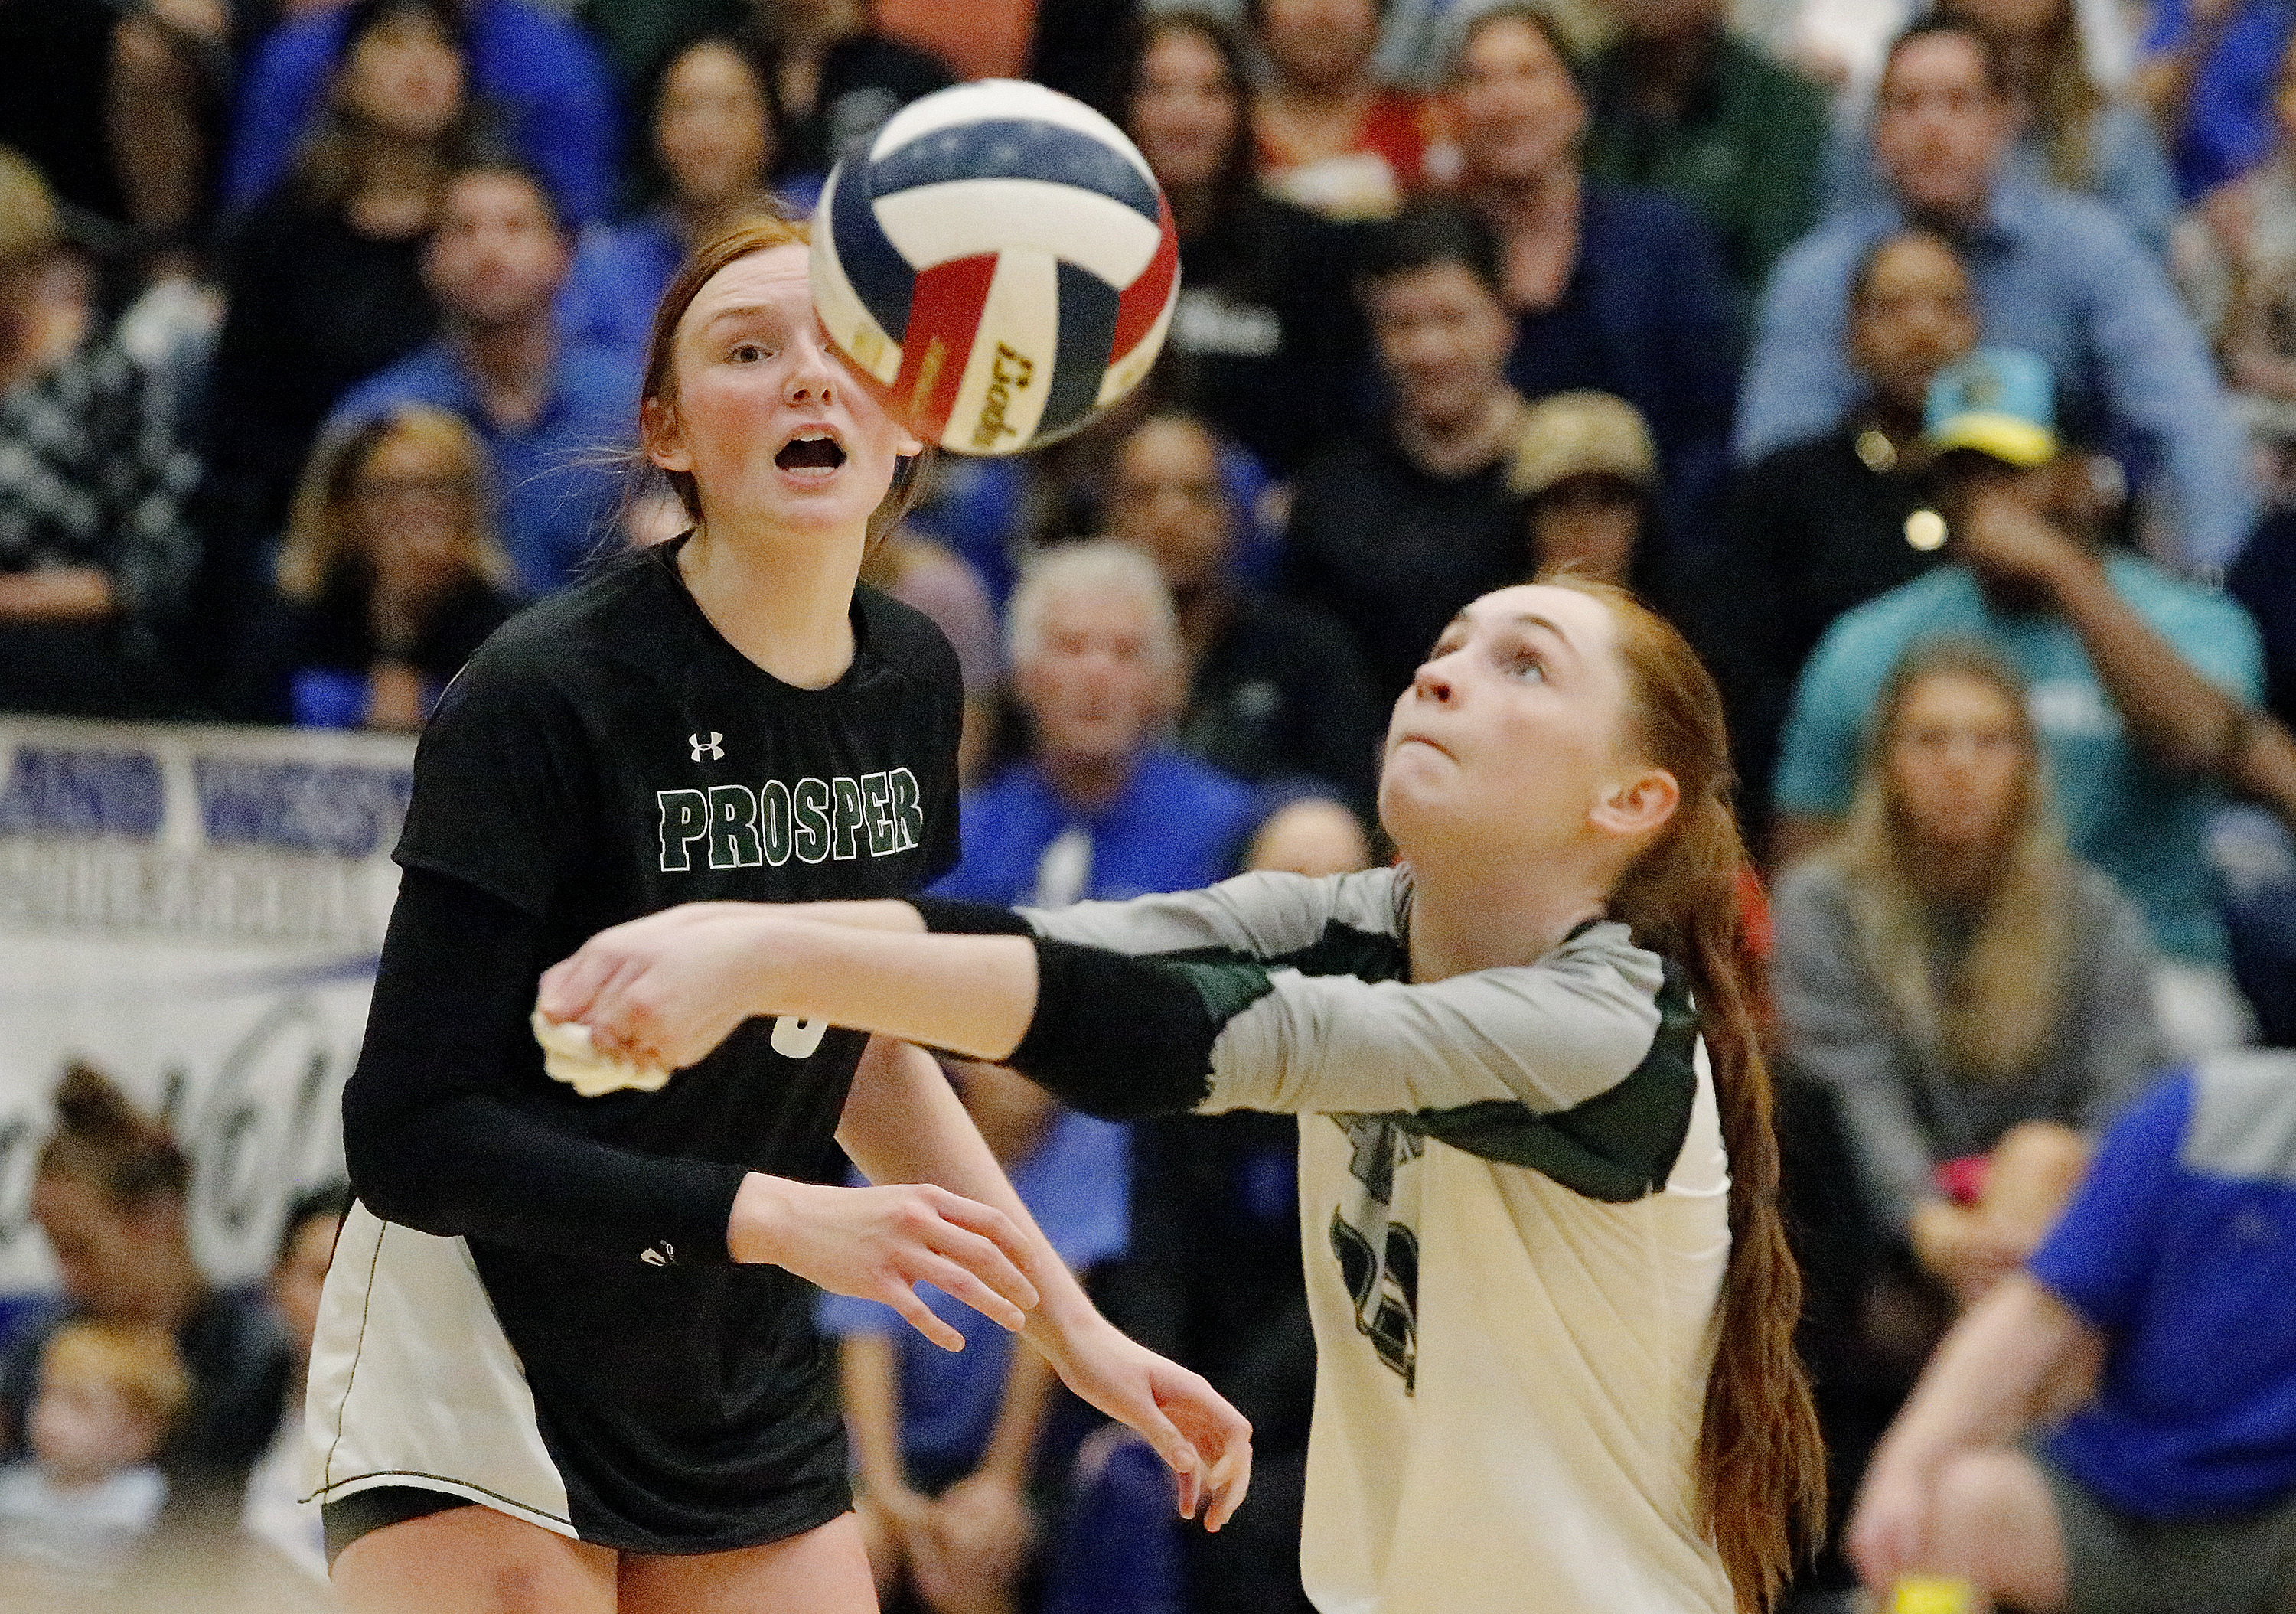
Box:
[0,716,416,1300]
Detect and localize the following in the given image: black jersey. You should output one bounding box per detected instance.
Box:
[305,536,963,1554]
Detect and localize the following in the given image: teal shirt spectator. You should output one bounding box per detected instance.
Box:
[1737,175,2258,569]
[1773,556,2263,966]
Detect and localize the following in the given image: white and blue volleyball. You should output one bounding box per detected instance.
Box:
[809,80,1180,455]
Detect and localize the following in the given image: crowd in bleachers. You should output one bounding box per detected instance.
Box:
[4,0,2296,1606]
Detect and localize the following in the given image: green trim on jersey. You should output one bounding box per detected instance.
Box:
[1364,964,1698,1202]
[1161,921,1699,1202]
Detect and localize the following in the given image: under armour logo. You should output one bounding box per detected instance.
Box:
[640,1241,675,1267]
[689,732,723,763]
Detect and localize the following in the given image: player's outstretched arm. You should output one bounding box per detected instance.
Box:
[537,904,1038,1073]
[837,1036,1252,1531]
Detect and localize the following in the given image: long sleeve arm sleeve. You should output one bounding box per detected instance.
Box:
[988,875,1697,1201]
[342,866,748,1263]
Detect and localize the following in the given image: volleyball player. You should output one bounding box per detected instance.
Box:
[305,216,1250,1614]
[542,577,1831,1614]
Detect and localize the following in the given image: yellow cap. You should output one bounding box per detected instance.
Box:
[1891,1575,1980,1614]
[1923,411,2056,468]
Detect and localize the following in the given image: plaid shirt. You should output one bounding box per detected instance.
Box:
[0,333,200,631]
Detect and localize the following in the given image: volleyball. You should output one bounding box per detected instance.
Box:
[808,80,1180,456]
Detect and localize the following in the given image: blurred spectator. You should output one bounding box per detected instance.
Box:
[1717,227,1977,846]
[326,158,637,597]
[1121,11,1371,474]
[226,0,618,224]
[1846,1049,2296,1614]
[0,0,128,227]
[934,541,1257,908]
[861,527,1001,782]
[565,33,784,364]
[2232,510,2296,767]
[1740,21,2256,570]
[195,0,477,685]
[875,0,1035,80]
[2174,31,2296,507]
[1244,793,1374,877]
[1773,348,2267,1057]
[1581,0,1831,315]
[1283,199,1534,699]
[0,150,199,719]
[1250,0,1452,221]
[748,0,954,193]
[106,0,237,272]
[2135,0,2294,200]
[236,1184,350,1585]
[0,1065,289,1504]
[576,0,745,111]
[1507,388,1680,607]
[825,1060,1126,1614]
[236,406,517,728]
[1775,640,2163,1308]
[0,1322,188,1590]
[2223,510,2296,1045]
[1828,0,2177,256]
[1446,4,1739,557]
[1107,409,1384,817]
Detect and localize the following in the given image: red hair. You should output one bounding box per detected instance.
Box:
[1548,575,1828,1612]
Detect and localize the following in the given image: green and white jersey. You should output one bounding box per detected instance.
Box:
[1025,865,1737,1614]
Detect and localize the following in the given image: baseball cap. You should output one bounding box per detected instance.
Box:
[1509,391,1658,498]
[1923,347,2057,467]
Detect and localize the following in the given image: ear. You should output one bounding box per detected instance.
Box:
[642,396,692,474]
[896,429,927,458]
[1590,767,1680,843]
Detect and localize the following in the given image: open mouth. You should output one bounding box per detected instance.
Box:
[775,433,846,472]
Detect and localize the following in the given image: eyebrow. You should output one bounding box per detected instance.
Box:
[699,304,790,331]
[1490,610,1580,657]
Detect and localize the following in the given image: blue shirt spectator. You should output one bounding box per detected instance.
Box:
[1740,24,2255,569]
[2141,0,2296,199]
[937,748,1258,909]
[2032,1056,2296,1517]
[324,161,638,598]
[1844,1051,2296,1612]
[329,342,634,598]
[559,214,683,369]
[1775,556,2262,968]
[226,0,619,225]
[934,542,1259,908]
[1825,97,2179,258]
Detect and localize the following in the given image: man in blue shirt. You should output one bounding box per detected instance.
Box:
[226,0,618,225]
[1845,1049,2296,1614]
[935,541,1259,911]
[1739,21,2255,570]
[1774,349,2267,1055]
[328,161,637,598]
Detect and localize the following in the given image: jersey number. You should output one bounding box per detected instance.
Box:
[770,1016,827,1059]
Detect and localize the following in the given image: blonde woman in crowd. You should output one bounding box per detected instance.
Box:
[240,405,517,729]
[1773,638,2164,1311]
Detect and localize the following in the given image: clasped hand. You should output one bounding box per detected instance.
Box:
[537,900,794,1074]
